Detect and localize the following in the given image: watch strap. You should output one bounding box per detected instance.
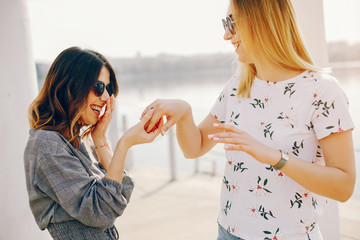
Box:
[273,150,289,170]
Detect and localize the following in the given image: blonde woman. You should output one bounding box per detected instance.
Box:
[141,0,355,239]
[24,47,161,239]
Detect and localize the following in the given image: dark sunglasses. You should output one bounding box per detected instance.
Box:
[222,14,235,35]
[93,81,114,97]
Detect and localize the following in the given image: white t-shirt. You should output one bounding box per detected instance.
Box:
[211,70,354,240]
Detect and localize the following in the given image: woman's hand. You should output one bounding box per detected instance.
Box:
[104,108,161,184]
[91,95,115,145]
[209,124,356,202]
[208,123,280,165]
[140,99,191,135]
[120,109,162,150]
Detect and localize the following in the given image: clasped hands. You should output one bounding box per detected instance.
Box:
[140,99,279,165]
[140,99,191,136]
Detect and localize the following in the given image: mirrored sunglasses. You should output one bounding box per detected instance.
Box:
[93,81,114,97]
[222,14,235,35]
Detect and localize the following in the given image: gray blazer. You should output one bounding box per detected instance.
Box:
[24,129,134,239]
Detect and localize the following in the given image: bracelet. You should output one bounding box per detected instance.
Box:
[94,142,109,150]
[273,150,289,170]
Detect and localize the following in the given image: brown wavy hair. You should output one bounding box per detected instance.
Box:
[28,47,118,148]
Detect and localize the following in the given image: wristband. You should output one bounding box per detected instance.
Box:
[94,142,109,150]
[273,150,288,170]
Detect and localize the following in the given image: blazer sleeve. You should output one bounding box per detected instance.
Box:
[34,136,134,228]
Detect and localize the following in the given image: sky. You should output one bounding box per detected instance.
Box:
[26,0,360,62]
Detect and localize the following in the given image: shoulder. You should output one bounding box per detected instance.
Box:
[26,129,69,155]
[223,72,240,93]
[293,71,345,98]
[24,129,72,173]
[311,71,343,90]
[229,72,240,86]
[29,129,65,144]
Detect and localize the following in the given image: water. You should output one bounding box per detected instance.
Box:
[113,66,360,199]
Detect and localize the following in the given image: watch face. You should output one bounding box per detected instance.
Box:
[274,150,288,170]
[282,152,289,161]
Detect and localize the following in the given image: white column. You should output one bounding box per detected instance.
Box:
[292,0,329,67]
[292,1,340,239]
[0,0,50,239]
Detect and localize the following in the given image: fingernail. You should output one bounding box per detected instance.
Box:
[161,130,166,135]
[213,137,219,141]
[213,123,219,127]
[208,134,214,139]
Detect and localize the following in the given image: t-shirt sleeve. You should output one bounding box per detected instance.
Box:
[210,74,238,123]
[312,76,354,139]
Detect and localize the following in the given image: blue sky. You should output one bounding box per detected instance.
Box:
[26,0,360,62]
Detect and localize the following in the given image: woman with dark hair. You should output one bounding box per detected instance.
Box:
[24,46,161,239]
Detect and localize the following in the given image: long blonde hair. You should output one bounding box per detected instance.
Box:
[230,0,322,98]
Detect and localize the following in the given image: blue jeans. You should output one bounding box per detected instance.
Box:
[217,224,245,240]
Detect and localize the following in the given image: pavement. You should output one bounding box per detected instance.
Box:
[115,166,360,240]
[339,199,360,240]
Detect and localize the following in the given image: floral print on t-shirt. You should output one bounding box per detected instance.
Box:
[211,71,354,240]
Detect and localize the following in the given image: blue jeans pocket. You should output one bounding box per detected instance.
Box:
[217,223,244,240]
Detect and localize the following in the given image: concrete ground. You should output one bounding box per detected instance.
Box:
[115,166,360,240]
[339,199,360,240]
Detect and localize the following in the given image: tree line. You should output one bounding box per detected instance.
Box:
[35,41,360,88]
